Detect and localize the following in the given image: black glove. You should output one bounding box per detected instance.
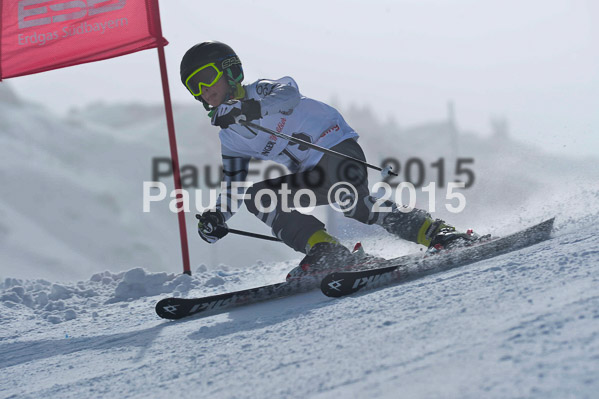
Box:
[211,99,261,128]
[196,210,228,243]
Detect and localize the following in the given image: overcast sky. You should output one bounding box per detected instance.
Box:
[6,0,599,157]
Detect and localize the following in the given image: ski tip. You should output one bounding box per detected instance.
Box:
[537,217,556,236]
[320,273,347,298]
[155,297,183,320]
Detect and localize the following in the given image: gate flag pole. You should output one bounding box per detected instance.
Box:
[0,0,192,275]
[154,4,191,276]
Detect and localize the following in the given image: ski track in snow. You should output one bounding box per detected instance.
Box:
[1,215,599,398]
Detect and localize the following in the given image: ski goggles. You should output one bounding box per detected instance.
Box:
[184,63,223,97]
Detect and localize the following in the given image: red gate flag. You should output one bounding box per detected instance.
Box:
[0,0,167,79]
[0,0,191,275]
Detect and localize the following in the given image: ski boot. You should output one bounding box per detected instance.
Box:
[286,242,353,281]
[286,230,354,281]
[425,220,489,254]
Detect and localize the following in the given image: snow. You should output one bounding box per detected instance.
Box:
[1,209,598,398]
[1,83,599,398]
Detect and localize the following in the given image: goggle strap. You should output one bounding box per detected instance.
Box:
[232,83,245,100]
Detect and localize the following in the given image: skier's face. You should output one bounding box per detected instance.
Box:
[201,76,229,107]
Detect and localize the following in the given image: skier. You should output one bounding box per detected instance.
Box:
[181,41,476,271]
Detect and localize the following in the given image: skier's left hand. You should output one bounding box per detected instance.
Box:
[196,211,228,243]
[211,99,261,128]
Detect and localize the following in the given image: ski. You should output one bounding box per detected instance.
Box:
[156,247,388,320]
[157,218,555,318]
[321,217,555,298]
[156,275,322,320]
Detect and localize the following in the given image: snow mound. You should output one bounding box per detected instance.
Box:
[0,261,293,326]
[109,268,177,303]
[0,276,99,325]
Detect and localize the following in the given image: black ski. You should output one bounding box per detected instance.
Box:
[321,217,555,298]
[156,275,322,320]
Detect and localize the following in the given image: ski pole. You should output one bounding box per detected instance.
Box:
[228,228,282,242]
[239,121,398,178]
[196,214,282,242]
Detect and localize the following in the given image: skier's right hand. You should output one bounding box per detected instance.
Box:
[211,99,261,128]
[196,210,228,244]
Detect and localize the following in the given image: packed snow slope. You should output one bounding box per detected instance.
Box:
[1,202,598,398]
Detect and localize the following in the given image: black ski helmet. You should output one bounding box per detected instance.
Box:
[180,41,244,110]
